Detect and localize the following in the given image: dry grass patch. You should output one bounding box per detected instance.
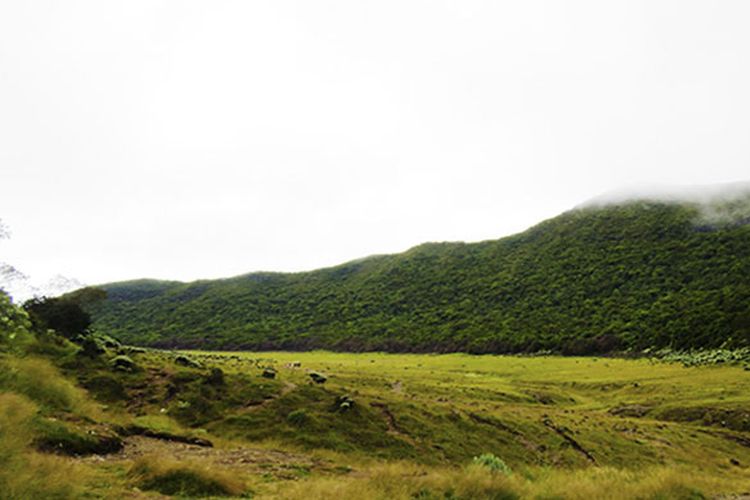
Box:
[0,356,99,416]
[265,461,741,499]
[0,392,89,499]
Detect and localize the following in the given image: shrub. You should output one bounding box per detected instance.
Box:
[0,291,33,350]
[472,453,512,475]
[110,354,136,372]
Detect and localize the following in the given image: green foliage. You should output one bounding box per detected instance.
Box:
[88,200,750,353]
[24,296,92,340]
[650,347,750,366]
[473,453,512,475]
[0,290,33,350]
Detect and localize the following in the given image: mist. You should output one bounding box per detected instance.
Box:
[581,180,750,226]
[1,1,749,288]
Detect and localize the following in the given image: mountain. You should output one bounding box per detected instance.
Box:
[86,184,750,354]
[0,268,84,303]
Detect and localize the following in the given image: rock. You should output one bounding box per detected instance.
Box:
[336,395,355,412]
[262,368,277,379]
[309,372,327,384]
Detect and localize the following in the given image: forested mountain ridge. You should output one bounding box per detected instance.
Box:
[86,192,750,354]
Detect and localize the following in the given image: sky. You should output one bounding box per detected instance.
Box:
[1,1,749,289]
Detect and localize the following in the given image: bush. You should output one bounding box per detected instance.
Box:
[0,291,33,350]
[110,354,136,372]
[472,453,512,475]
[128,456,245,497]
[23,296,91,340]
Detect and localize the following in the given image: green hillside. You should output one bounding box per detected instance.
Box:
[88,195,750,353]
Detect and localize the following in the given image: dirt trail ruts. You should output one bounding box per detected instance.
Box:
[369,401,418,446]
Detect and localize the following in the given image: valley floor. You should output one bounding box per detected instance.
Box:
[63,351,750,498]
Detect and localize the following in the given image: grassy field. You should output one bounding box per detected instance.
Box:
[133,350,750,498]
[4,347,750,498]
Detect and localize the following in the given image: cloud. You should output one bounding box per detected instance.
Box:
[580,180,750,226]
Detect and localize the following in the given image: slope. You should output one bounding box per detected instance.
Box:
[88,193,750,353]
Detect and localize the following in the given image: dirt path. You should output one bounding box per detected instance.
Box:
[369,401,418,446]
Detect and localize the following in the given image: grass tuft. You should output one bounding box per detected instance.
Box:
[0,355,97,415]
[0,392,89,499]
[128,455,246,497]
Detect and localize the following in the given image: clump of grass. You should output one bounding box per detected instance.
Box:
[287,409,310,427]
[33,418,123,456]
[128,455,246,497]
[0,356,97,415]
[0,392,88,499]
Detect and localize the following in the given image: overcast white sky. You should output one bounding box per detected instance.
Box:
[1,1,749,286]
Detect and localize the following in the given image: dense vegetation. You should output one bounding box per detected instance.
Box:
[89,197,750,353]
[2,288,750,497]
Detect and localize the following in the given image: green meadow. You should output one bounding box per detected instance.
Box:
[3,283,750,498]
[5,345,748,499]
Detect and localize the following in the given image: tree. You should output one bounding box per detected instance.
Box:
[23,296,91,340]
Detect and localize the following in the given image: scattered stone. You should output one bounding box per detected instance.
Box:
[309,372,327,384]
[262,368,277,379]
[335,395,355,412]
